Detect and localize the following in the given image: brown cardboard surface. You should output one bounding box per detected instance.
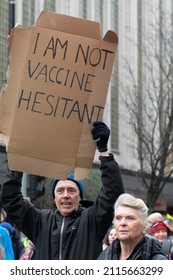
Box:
[0,10,118,180]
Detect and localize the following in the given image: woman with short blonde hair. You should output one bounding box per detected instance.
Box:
[114,193,148,226]
[98,193,167,260]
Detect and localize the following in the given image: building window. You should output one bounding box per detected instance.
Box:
[44,0,55,11]
[0,0,9,88]
[111,0,119,152]
[23,0,35,26]
[79,0,87,19]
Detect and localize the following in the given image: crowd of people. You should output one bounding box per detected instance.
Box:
[0,121,173,260]
[0,203,36,260]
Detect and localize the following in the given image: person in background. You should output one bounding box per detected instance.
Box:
[164,217,173,244]
[0,224,14,260]
[102,225,117,250]
[0,202,14,260]
[146,212,164,234]
[164,218,173,233]
[1,221,14,236]
[0,243,5,260]
[0,221,25,260]
[12,225,25,260]
[150,221,170,244]
[98,193,168,260]
[0,121,124,260]
[150,221,173,259]
[20,237,36,260]
[0,201,7,223]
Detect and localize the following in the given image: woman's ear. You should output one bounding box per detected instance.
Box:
[143,224,146,234]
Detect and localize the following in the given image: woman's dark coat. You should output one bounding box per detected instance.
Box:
[98,236,168,260]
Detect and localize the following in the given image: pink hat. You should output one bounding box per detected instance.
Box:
[150,221,170,235]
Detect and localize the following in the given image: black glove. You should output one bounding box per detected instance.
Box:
[91,121,110,152]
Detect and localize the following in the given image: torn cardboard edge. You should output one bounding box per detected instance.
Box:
[0,10,118,180]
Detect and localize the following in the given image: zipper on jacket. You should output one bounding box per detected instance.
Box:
[59,217,65,260]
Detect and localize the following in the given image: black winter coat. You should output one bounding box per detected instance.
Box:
[0,154,124,260]
[97,236,168,260]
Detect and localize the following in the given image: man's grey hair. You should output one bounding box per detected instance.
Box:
[147,212,164,222]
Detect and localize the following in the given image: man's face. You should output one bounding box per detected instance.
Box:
[54,180,81,216]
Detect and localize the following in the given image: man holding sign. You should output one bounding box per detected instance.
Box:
[0,121,124,260]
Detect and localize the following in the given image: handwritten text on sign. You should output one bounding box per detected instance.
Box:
[17,32,115,124]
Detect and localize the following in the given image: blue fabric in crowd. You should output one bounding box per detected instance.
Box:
[0,225,15,260]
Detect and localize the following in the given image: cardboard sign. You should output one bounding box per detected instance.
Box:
[0,11,118,180]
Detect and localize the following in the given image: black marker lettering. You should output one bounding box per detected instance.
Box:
[33,32,40,54]
[28,60,41,78]
[75,44,89,65]
[31,91,45,113]
[18,89,32,110]
[43,37,68,59]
